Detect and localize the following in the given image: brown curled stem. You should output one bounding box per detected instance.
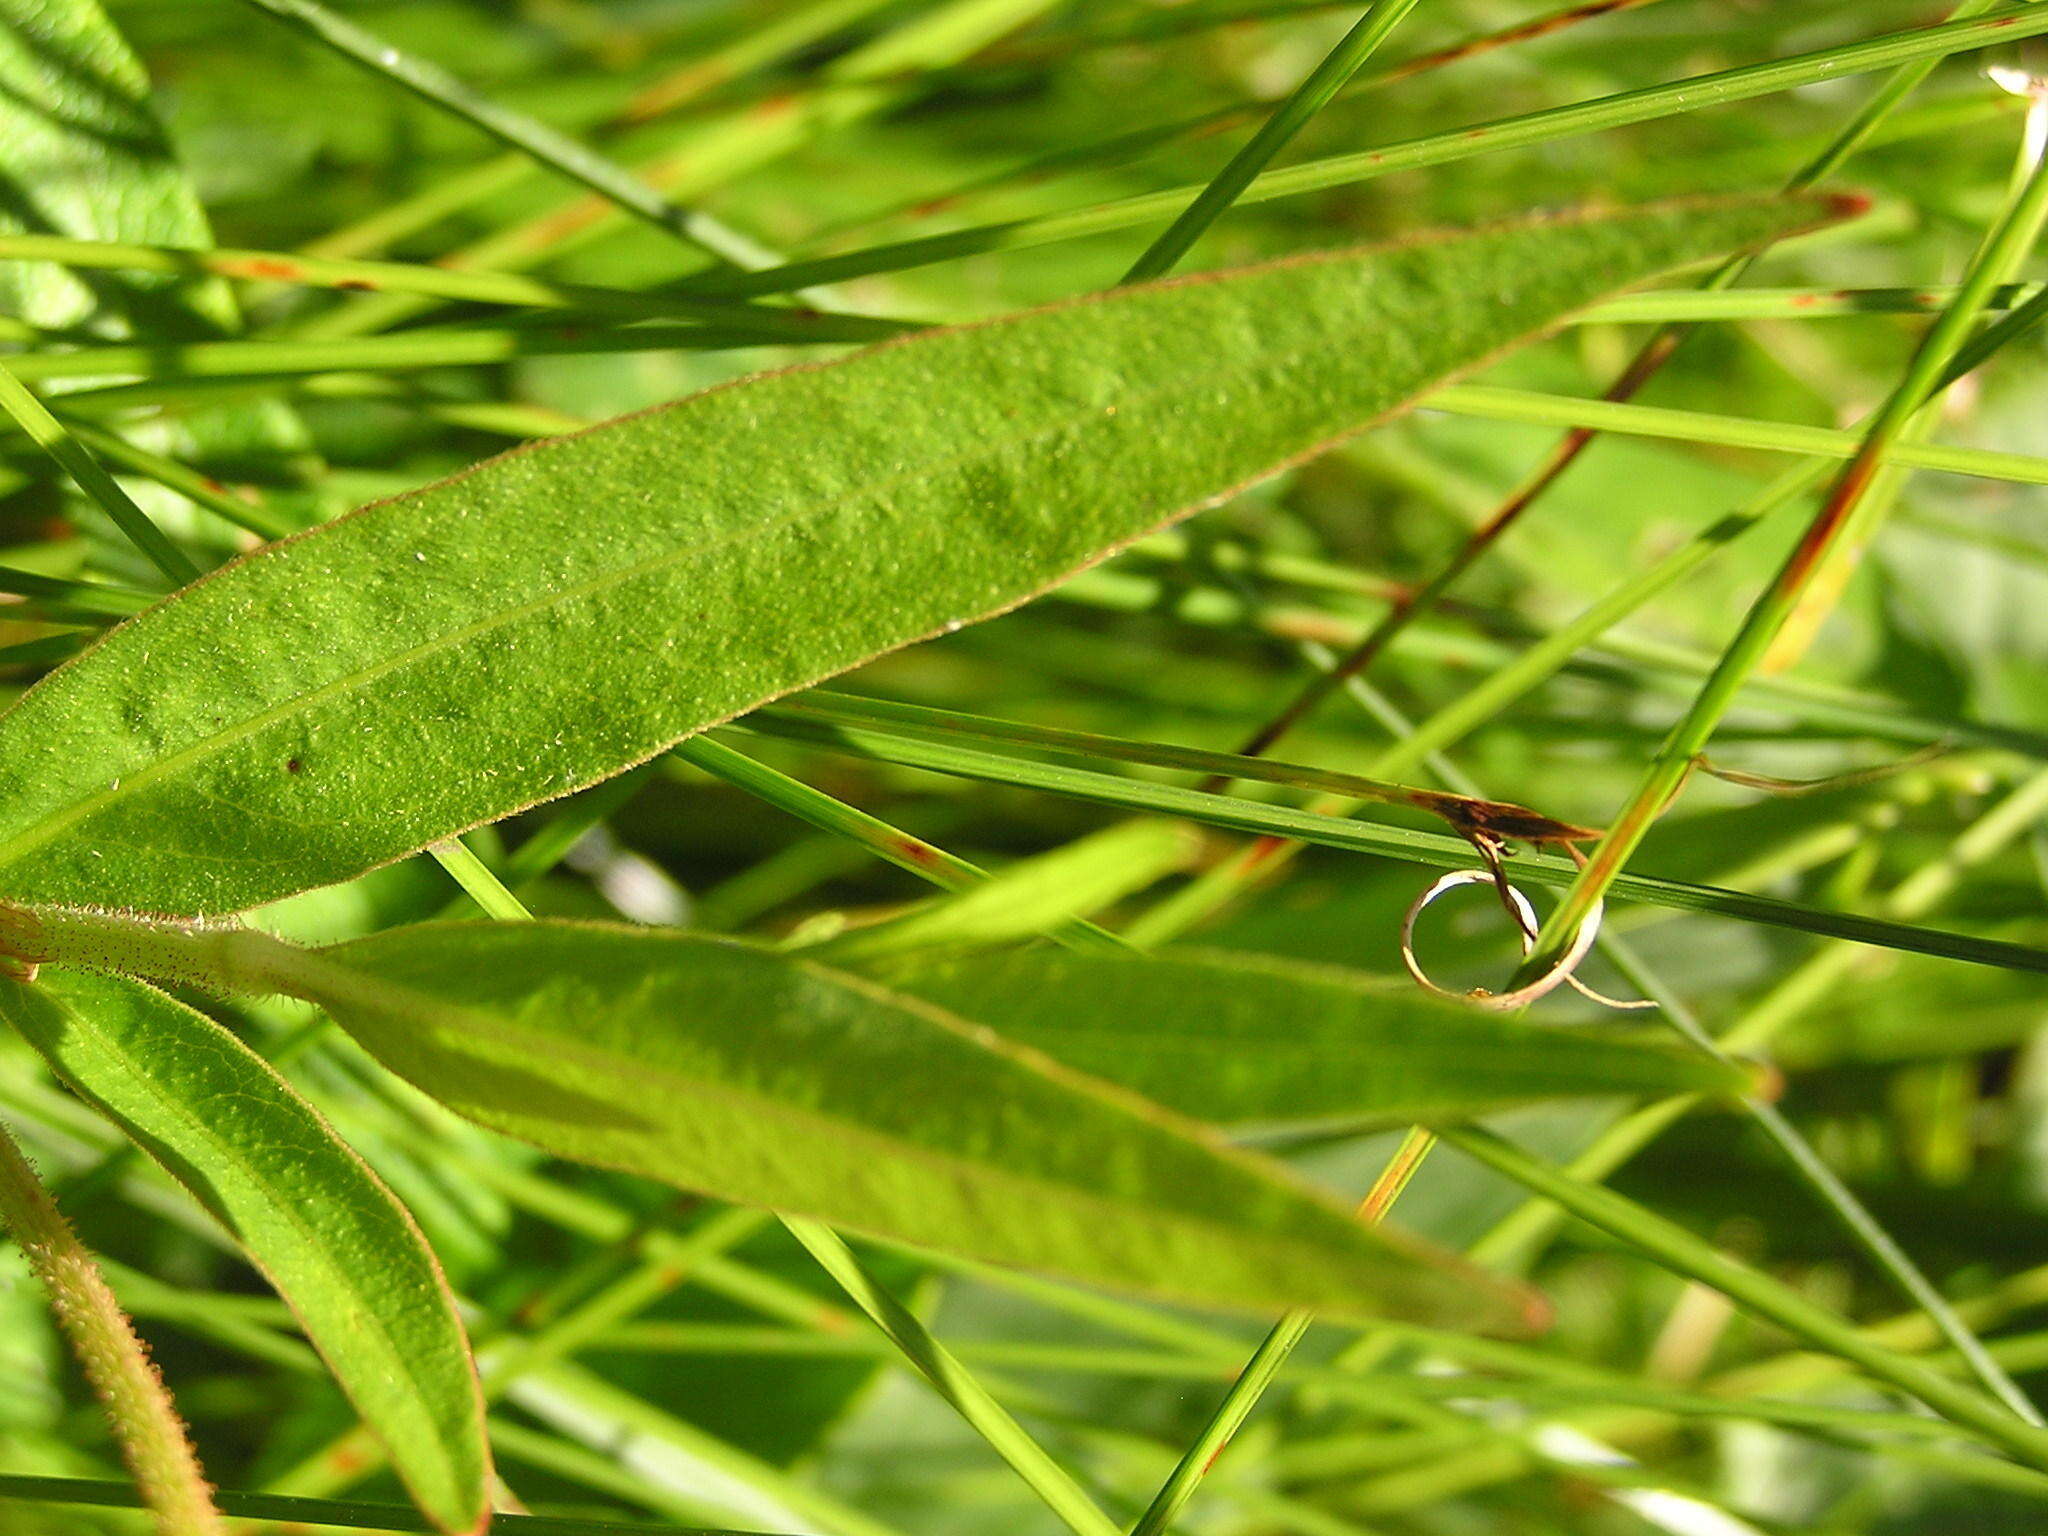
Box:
[1402,865,1651,1012]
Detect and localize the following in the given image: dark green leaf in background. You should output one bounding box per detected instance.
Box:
[0,0,237,335]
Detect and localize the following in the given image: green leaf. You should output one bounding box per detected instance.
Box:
[0,193,1844,915]
[0,970,491,1535]
[871,948,1759,1126]
[297,920,1544,1332]
[0,0,230,333]
[0,0,306,470]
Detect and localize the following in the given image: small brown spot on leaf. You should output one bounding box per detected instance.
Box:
[891,838,943,869]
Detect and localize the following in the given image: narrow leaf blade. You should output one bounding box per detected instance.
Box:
[0,971,491,1535]
[304,921,1544,1332]
[0,193,1846,914]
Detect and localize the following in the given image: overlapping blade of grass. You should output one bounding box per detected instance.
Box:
[833,0,1677,248]
[1516,101,2048,986]
[1229,0,2029,767]
[1119,0,1422,283]
[235,0,783,272]
[1425,383,2048,486]
[772,689,1598,844]
[1291,669,2048,1426]
[775,1217,1122,1536]
[805,819,1197,961]
[673,735,1129,955]
[1442,1126,2048,1471]
[301,0,903,264]
[296,0,1067,340]
[0,232,913,333]
[0,364,197,585]
[0,0,308,508]
[1472,767,2048,1274]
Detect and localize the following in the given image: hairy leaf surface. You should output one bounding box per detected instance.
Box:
[0,193,1842,913]
[875,948,1758,1125]
[299,921,1544,1331]
[0,969,490,1534]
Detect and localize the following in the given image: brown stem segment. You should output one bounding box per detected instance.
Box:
[0,1115,225,1536]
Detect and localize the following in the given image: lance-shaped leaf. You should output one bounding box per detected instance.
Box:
[871,948,1759,1126]
[294,920,1543,1332]
[0,970,491,1535]
[0,192,1847,915]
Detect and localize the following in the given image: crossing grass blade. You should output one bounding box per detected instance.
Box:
[0,0,308,478]
[734,715,2048,975]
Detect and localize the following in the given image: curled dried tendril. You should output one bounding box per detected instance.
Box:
[1400,867,1655,1013]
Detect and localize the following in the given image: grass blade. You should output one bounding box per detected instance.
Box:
[235,0,782,271]
[1441,1125,2048,1471]
[0,363,198,585]
[1120,0,1423,283]
[736,715,2048,975]
[689,6,2046,297]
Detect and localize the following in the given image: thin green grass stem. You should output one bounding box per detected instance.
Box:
[1120,0,1424,283]
[688,6,2048,297]
[235,0,784,271]
[0,362,198,585]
